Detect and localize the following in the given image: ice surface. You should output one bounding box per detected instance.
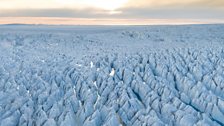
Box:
[0,24,224,126]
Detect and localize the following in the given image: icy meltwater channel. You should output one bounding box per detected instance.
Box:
[0,25,224,126]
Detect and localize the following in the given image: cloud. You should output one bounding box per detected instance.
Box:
[193,0,224,8]
[0,0,223,19]
[0,0,128,10]
[0,8,114,18]
[116,7,224,19]
[124,0,224,8]
[0,7,223,20]
[1,0,224,10]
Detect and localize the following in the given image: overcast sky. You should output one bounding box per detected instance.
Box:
[0,0,223,24]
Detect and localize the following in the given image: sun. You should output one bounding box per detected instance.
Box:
[88,0,128,10]
[56,0,128,11]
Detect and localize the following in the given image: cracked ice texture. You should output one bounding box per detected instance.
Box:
[0,25,224,126]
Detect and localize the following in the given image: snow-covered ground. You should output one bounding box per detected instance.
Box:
[0,24,224,126]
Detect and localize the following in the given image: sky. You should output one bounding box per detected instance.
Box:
[0,0,223,24]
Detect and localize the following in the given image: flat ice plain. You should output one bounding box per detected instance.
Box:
[0,24,224,126]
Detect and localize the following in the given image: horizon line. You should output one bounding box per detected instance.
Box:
[1,17,224,25]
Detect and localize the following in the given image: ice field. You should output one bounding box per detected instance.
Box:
[0,24,224,126]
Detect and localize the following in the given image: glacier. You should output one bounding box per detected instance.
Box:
[0,24,224,126]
